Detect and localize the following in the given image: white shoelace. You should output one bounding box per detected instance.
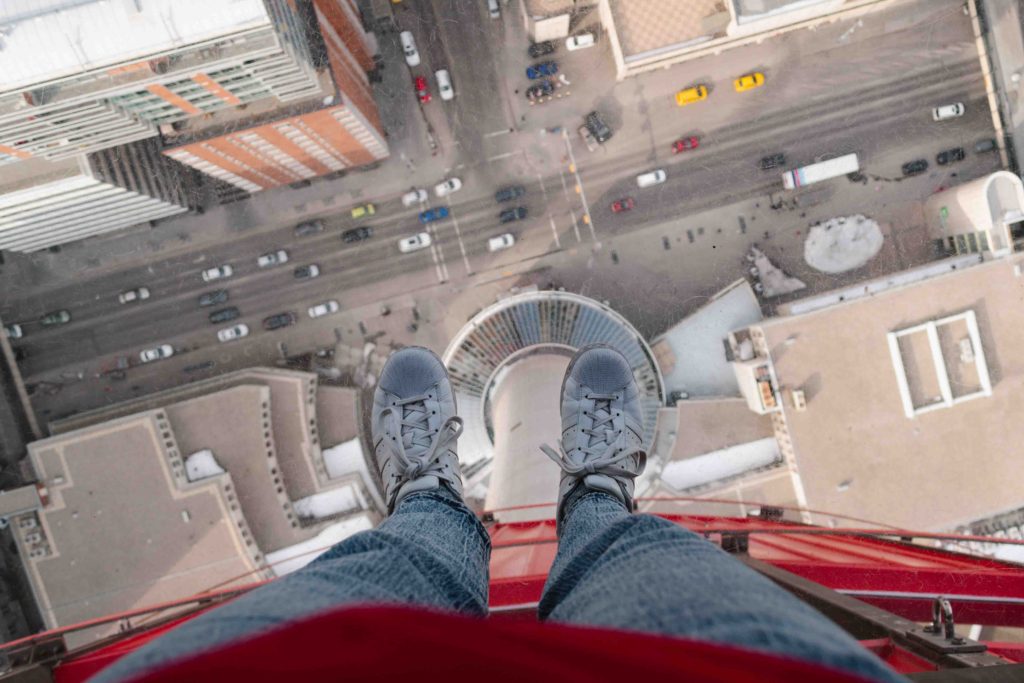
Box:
[379,393,463,481]
[541,391,646,478]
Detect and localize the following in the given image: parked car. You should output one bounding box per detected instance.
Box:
[611,197,635,213]
[975,138,998,153]
[932,102,965,121]
[217,324,249,343]
[495,185,526,203]
[526,80,554,100]
[342,226,374,243]
[118,287,150,304]
[308,300,341,318]
[4,324,22,340]
[526,61,558,80]
[528,41,556,58]
[183,360,217,373]
[584,111,612,143]
[294,264,321,280]
[488,233,516,252]
[400,31,420,66]
[399,232,433,253]
[758,153,786,170]
[499,207,527,223]
[675,85,708,106]
[435,69,454,101]
[201,264,233,282]
[419,207,449,223]
[434,177,462,197]
[208,307,240,324]
[294,220,324,237]
[487,0,500,18]
[402,188,428,206]
[414,75,431,103]
[257,249,288,268]
[578,125,599,152]
[636,169,667,188]
[198,289,229,307]
[40,310,71,326]
[936,147,966,165]
[351,203,375,219]
[140,344,173,363]
[733,72,765,92]
[263,312,297,331]
[565,33,595,51]
[672,136,699,153]
[902,159,929,176]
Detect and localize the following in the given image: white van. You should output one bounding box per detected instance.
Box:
[400,31,420,67]
[436,69,454,101]
[566,33,595,51]
[487,0,500,18]
[636,169,666,188]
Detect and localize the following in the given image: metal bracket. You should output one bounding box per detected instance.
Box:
[906,597,987,654]
[720,531,749,554]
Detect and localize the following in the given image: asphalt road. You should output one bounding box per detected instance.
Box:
[0,0,999,421]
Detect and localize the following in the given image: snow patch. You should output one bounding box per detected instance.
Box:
[293,485,361,519]
[265,514,375,576]
[661,438,780,491]
[184,450,225,482]
[804,215,883,274]
[323,438,365,479]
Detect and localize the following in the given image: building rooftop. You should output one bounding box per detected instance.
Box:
[606,0,730,60]
[755,255,1024,531]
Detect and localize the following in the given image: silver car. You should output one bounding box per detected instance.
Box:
[118,287,150,304]
[217,324,249,343]
[140,344,174,363]
[257,250,289,268]
[308,300,340,318]
[201,265,233,282]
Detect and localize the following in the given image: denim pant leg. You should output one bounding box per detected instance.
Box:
[538,491,905,683]
[95,488,490,683]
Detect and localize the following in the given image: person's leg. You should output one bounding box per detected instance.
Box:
[96,347,486,682]
[539,492,903,682]
[537,345,903,682]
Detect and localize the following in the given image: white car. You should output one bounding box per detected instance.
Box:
[139,344,174,363]
[217,324,249,343]
[308,300,341,318]
[402,188,428,207]
[434,177,462,197]
[257,250,289,268]
[118,287,150,305]
[4,324,22,340]
[636,169,667,188]
[398,232,433,253]
[201,265,233,282]
[932,102,965,121]
[566,33,595,50]
[400,31,420,67]
[487,233,516,252]
[435,69,454,101]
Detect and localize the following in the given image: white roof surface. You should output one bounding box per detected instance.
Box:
[0,0,269,92]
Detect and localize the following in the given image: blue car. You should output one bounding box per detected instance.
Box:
[526,61,558,80]
[419,206,449,223]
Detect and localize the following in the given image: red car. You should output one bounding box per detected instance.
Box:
[611,197,635,213]
[414,76,431,103]
[672,136,700,153]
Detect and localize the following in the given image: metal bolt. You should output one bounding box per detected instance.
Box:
[952,637,966,645]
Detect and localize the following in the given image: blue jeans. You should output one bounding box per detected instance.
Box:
[96,489,904,682]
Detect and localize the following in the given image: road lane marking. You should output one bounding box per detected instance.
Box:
[484,129,512,138]
[557,170,582,242]
[487,151,516,162]
[549,216,562,249]
[446,200,473,275]
[562,129,596,242]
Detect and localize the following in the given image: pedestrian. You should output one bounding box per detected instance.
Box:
[94,346,906,683]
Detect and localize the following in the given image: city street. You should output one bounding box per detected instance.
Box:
[0,0,1002,424]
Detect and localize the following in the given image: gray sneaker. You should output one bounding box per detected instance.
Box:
[541,344,647,526]
[372,347,464,513]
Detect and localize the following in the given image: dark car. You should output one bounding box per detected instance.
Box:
[209,306,240,324]
[263,312,298,331]
[528,41,555,58]
[936,147,966,166]
[611,197,635,213]
[902,159,929,176]
[585,111,612,143]
[40,309,71,326]
[495,185,526,203]
[294,264,320,280]
[198,289,229,307]
[759,153,786,170]
[975,138,997,154]
[526,80,554,100]
[526,61,558,80]
[183,360,217,373]
[419,206,449,224]
[294,219,324,237]
[499,207,528,224]
[341,226,373,243]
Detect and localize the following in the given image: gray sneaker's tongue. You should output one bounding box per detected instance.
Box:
[402,400,433,456]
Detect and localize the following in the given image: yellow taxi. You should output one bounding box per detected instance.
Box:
[351,203,376,219]
[674,85,708,107]
[733,72,765,93]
